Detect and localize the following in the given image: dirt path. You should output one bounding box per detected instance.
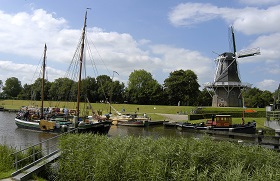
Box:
[157,114,188,121]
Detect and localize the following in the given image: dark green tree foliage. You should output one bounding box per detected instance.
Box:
[127,69,162,105]
[243,87,273,108]
[18,84,32,100]
[196,88,212,106]
[48,78,76,101]
[0,80,2,91]
[2,77,22,98]
[80,76,98,103]
[96,75,112,102]
[260,90,273,107]
[110,80,125,103]
[164,69,200,106]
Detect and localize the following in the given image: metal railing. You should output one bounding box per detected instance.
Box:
[266,111,280,121]
[12,128,77,171]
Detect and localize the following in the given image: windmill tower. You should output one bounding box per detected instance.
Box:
[205,26,260,107]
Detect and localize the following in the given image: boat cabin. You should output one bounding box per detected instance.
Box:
[206,115,232,127]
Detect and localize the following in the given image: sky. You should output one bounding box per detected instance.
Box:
[0,0,279,92]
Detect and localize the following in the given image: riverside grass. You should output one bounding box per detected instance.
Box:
[58,134,280,181]
[0,145,14,178]
[0,145,43,179]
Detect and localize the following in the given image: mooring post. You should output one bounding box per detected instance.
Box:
[15,152,18,170]
[257,129,263,144]
[33,146,35,162]
[274,129,280,150]
[229,128,234,139]
[46,139,49,155]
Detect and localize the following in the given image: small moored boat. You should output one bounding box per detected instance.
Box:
[176,115,256,134]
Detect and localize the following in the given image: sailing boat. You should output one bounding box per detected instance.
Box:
[15,44,73,133]
[73,10,112,134]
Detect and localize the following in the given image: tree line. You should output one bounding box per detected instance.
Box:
[0,69,277,108]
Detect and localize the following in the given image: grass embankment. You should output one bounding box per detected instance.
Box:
[0,145,43,179]
[0,145,15,179]
[58,134,280,181]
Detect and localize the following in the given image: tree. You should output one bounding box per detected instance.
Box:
[18,83,32,100]
[96,75,112,102]
[126,69,162,105]
[243,87,273,108]
[48,78,76,101]
[164,69,200,106]
[2,77,22,98]
[196,88,213,106]
[110,80,125,103]
[80,76,98,103]
[0,80,2,92]
[260,90,273,107]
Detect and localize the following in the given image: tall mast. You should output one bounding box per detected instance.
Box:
[41,44,47,119]
[77,11,87,118]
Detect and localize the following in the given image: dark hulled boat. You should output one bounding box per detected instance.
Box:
[176,115,256,134]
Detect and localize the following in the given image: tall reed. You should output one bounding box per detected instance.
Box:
[57,134,280,181]
[0,144,14,172]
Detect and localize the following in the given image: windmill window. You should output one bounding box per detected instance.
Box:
[220,98,224,102]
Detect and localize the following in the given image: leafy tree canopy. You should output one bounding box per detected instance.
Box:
[164,69,200,105]
[2,77,22,98]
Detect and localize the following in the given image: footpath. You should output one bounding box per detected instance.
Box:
[158,113,188,121]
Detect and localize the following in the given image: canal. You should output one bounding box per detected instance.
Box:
[0,111,199,149]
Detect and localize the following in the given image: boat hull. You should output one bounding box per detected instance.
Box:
[15,118,62,133]
[116,120,148,127]
[78,121,112,134]
[163,121,183,128]
[148,120,168,126]
[176,122,256,134]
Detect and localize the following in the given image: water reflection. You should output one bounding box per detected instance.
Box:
[0,111,58,148]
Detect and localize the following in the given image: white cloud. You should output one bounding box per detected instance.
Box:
[168,3,220,27]
[256,79,279,91]
[150,45,213,84]
[0,8,213,88]
[0,60,65,86]
[169,3,280,35]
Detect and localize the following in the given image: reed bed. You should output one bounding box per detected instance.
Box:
[0,144,14,178]
[58,134,280,181]
[0,144,43,179]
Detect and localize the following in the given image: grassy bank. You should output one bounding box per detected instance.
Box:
[0,144,43,180]
[58,134,280,181]
[0,145,15,179]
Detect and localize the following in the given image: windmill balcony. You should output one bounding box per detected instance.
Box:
[204,82,252,88]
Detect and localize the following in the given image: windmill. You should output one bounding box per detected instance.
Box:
[205,26,260,107]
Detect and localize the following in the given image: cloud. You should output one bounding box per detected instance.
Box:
[150,44,213,84]
[256,79,279,91]
[169,3,280,35]
[0,8,213,88]
[168,3,220,27]
[0,60,65,86]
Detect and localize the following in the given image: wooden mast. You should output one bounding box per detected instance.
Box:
[41,44,47,119]
[76,11,87,118]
